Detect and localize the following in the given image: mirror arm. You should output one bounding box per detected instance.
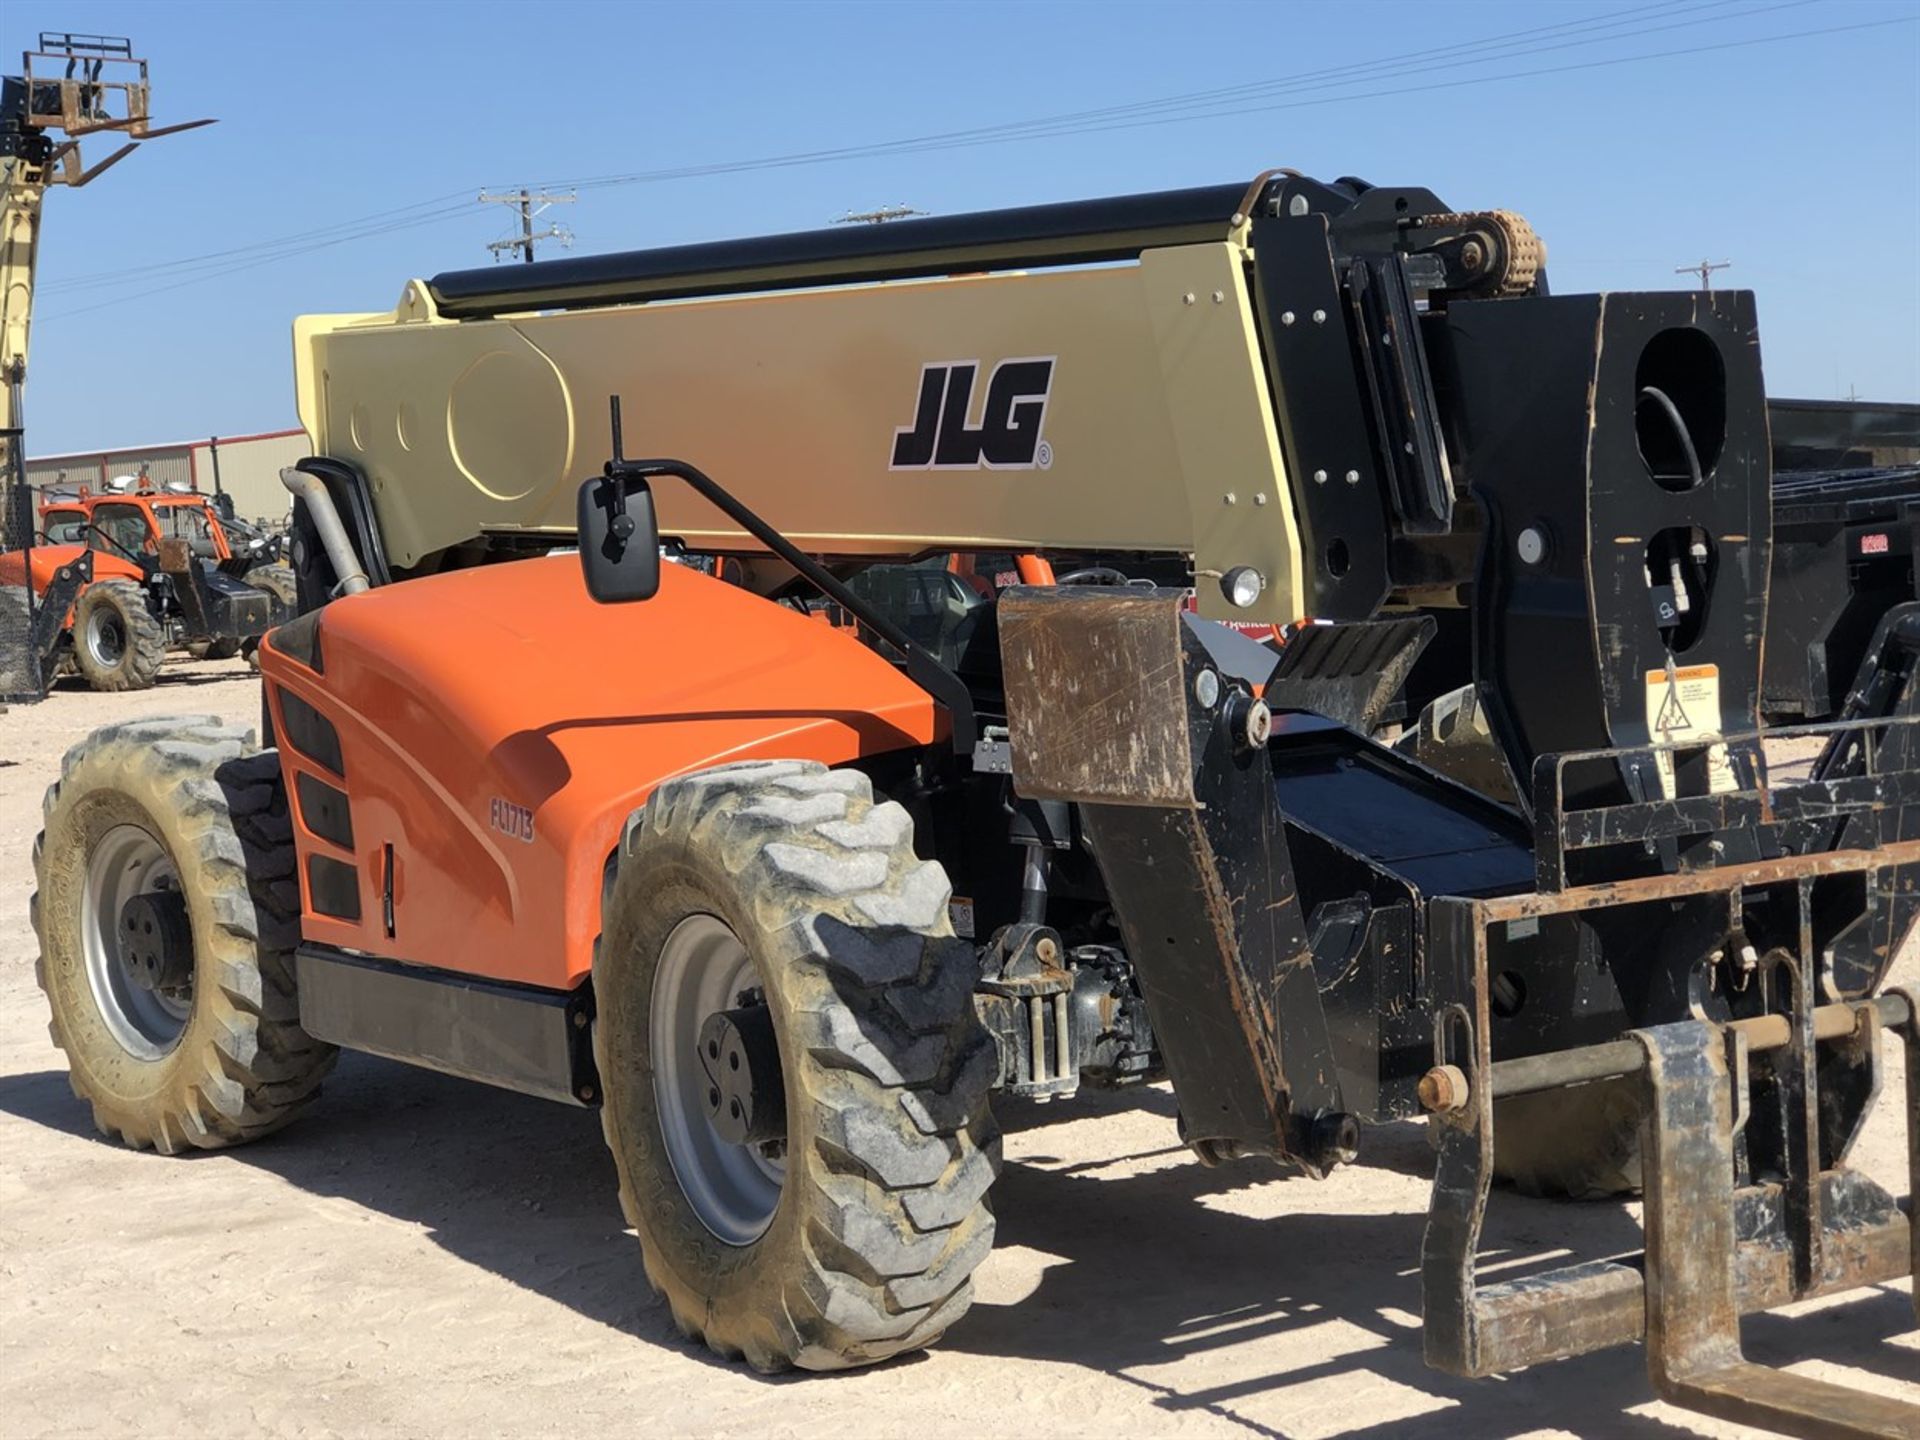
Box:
[594,455,978,758]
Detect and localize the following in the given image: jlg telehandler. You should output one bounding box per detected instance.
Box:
[31,173,1920,1434]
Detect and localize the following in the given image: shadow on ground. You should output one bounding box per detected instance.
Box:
[49,669,246,693]
[1,1060,1911,1438]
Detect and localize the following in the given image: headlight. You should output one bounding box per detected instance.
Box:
[1221,565,1265,610]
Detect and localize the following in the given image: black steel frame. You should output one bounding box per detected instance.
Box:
[1421,848,1919,1436]
[1533,712,1920,892]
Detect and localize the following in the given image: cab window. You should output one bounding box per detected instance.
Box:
[42,508,87,545]
[89,503,152,556]
[151,503,213,544]
[842,557,991,673]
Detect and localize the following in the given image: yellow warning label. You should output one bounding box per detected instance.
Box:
[1644,663,1736,798]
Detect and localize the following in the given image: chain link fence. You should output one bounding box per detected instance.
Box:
[2,434,46,703]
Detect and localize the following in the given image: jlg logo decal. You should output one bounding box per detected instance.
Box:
[489,797,535,844]
[890,358,1055,471]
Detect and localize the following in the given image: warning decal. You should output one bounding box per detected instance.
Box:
[1654,682,1692,733]
[1644,663,1736,798]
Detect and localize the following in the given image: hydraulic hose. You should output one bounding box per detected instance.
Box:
[1636,386,1703,489]
[279,465,370,597]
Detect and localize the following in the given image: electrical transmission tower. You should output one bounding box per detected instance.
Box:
[479,189,576,263]
[1675,258,1731,290]
[834,205,926,225]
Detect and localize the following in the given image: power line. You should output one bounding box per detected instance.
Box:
[931,1,1783,149]
[955,9,1901,161]
[37,205,484,321]
[898,0,1747,141]
[38,191,477,294]
[529,0,1820,192]
[33,0,1787,294]
[33,6,1913,319]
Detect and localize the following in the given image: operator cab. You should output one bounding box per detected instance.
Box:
[41,506,86,545]
[87,500,151,557]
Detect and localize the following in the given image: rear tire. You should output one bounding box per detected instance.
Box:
[31,717,336,1151]
[245,564,298,670]
[72,579,165,692]
[1492,1079,1642,1199]
[596,760,999,1372]
[249,563,298,610]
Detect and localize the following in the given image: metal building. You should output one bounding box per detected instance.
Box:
[24,428,306,526]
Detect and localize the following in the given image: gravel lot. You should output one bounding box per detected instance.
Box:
[1,665,1913,1439]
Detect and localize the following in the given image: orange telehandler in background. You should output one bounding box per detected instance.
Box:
[1,472,292,691]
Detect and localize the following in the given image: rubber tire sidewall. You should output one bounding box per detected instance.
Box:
[0,584,32,694]
[248,566,299,671]
[250,565,297,610]
[73,581,162,692]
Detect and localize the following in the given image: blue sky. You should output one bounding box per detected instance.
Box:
[10,0,1919,454]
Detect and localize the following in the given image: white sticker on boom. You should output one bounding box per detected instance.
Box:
[1644,663,1736,799]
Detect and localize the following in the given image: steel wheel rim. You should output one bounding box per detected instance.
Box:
[86,607,126,668]
[651,913,785,1246]
[82,824,191,1058]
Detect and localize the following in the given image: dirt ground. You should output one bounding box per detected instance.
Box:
[1,664,1914,1440]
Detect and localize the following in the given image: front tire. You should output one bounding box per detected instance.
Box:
[1,584,36,695]
[596,760,999,1372]
[72,579,166,692]
[31,717,336,1151]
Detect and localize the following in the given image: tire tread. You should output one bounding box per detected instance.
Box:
[31,719,336,1150]
[596,760,998,1372]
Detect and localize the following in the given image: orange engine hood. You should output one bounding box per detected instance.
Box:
[261,554,940,987]
[0,544,140,592]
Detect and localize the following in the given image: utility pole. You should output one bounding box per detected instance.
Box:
[479,188,576,263]
[834,205,926,225]
[1675,258,1731,291]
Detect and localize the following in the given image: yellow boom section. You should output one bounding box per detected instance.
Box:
[293,234,1307,622]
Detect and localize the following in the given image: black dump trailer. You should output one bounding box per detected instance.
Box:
[1765,399,1919,721]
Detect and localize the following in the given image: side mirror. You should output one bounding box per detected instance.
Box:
[576,474,660,603]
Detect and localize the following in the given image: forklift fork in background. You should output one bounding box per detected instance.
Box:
[1421,866,1920,1440]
